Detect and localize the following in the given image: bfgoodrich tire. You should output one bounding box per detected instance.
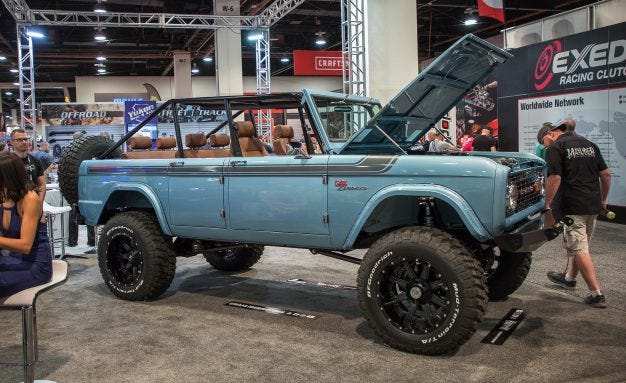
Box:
[203,246,264,271]
[357,226,487,355]
[484,249,532,301]
[59,135,120,205]
[98,211,176,301]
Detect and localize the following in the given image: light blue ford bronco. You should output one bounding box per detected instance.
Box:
[59,35,553,355]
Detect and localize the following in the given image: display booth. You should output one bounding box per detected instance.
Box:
[497,22,626,222]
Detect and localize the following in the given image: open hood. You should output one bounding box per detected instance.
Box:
[341,34,512,153]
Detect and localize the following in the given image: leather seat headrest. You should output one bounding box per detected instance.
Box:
[129,135,152,150]
[185,133,207,149]
[156,136,176,150]
[235,121,255,138]
[274,125,294,139]
[209,134,230,147]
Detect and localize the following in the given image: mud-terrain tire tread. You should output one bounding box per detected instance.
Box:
[59,135,120,205]
[203,246,264,271]
[356,226,487,355]
[486,250,532,300]
[98,211,176,301]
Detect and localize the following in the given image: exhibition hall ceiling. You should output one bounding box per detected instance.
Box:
[0,0,599,109]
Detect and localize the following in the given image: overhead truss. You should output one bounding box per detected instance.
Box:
[2,0,305,29]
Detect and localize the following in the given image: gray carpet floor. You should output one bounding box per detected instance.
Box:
[1,221,625,383]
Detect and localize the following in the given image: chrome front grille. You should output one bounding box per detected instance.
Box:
[506,168,544,216]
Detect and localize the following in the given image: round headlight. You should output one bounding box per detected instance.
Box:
[506,181,519,213]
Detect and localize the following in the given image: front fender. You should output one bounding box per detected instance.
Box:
[79,182,172,236]
[341,184,492,249]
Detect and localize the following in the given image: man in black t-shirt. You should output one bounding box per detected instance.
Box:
[10,129,46,201]
[543,122,612,308]
[471,128,497,151]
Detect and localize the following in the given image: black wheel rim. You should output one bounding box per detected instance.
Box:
[107,234,143,287]
[377,256,453,335]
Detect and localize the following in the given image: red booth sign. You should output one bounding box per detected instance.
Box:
[293,50,344,76]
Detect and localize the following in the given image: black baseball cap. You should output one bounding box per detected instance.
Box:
[536,121,566,144]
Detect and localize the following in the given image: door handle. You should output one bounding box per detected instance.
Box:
[230,160,247,167]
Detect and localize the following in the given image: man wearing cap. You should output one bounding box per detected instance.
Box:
[541,121,612,308]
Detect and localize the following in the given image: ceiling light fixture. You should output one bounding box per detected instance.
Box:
[96,55,107,61]
[280,57,290,63]
[191,63,199,74]
[13,82,20,86]
[94,0,107,13]
[464,8,478,26]
[202,56,213,63]
[5,91,12,96]
[247,31,264,41]
[315,31,326,46]
[10,68,18,73]
[94,28,107,42]
[97,68,106,73]
[0,56,6,61]
[26,27,45,38]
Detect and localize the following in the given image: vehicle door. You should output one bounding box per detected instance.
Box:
[168,158,226,230]
[225,154,329,236]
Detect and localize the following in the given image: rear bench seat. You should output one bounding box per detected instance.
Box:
[121,136,177,159]
[176,133,232,158]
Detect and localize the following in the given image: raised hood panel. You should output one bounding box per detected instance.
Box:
[341,34,512,153]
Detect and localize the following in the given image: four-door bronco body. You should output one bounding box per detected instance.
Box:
[60,35,554,355]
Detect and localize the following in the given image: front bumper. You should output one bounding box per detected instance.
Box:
[494,212,560,253]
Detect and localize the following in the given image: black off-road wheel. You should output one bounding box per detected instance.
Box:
[484,249,532,301]
[98,211,176,301]
[357,227,487,355]
[59,135,121,205]
[203,246,264,271]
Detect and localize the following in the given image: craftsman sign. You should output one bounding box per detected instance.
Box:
[293,50,345,76]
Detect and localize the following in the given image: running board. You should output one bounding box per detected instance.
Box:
[309,249,361,265]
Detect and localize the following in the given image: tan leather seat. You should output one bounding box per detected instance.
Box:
[178,133,231,158]
[122,135,178,159]
[156,136,176,150]
[235,121,268,157]
[273,125,294,155]
[208,133,232,157]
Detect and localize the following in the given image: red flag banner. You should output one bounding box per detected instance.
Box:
[478,0,505,23]
[293,50,344,76]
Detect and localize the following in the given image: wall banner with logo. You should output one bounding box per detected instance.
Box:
[293,50,344,76]
[497,22,626,212]
[125,100,157,138]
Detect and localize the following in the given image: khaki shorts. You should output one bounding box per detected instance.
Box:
[563,214,596,257]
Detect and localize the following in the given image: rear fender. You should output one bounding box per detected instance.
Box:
[79,183,172,236]
[342,184,491,249]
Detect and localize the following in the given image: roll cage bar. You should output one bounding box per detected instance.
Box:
[98,93,317,159]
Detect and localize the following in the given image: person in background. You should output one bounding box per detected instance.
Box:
[33,141,55,170]
[423,129,436,152]
[471,127,497,152]
[67,131,96,252]
[429,131,458,152]
[542,121,612,308]
[9,129,46,205]
[535,122,555,159]
[0,153,52,298]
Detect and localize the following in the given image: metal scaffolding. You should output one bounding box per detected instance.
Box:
[1,0,306,133]
[341,0,368,97]
[255,30,272,140]
[16,26,36,131]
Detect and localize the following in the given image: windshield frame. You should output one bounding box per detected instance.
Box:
[303,89,382,153]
